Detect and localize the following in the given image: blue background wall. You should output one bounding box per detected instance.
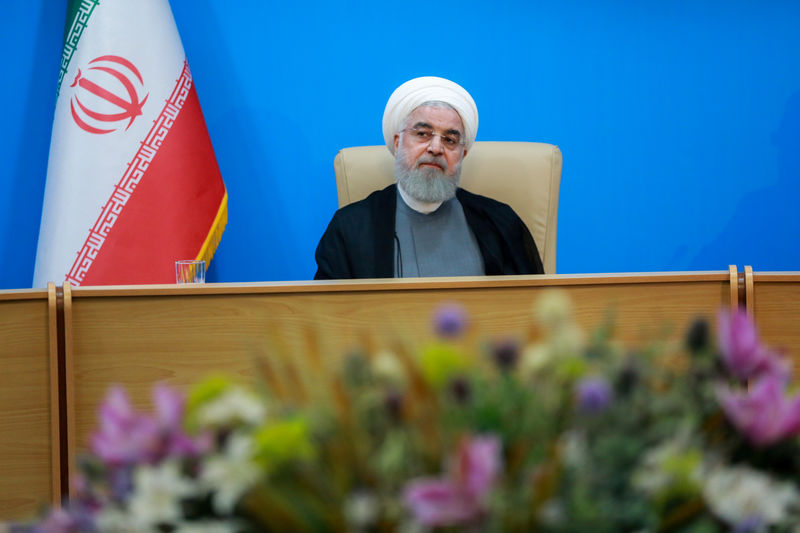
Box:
[2,0,799,289]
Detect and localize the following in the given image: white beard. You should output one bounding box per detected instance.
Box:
[394,144,462,204]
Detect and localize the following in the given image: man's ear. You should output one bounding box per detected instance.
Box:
[462,146,468,159]
[393,133,400,153]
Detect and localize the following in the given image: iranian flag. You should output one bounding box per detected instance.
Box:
[33,0,227,287]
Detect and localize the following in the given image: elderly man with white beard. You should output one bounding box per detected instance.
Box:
[314,76,544,279]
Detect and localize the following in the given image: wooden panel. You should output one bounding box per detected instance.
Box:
[752,273,800,378]
[0,290,58,520]
[67,273,732,453]
[728,265,739,308]
[744,266,754,317]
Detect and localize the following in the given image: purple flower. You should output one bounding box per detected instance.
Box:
[403,479,478,527]
[490,338,520,371]
[717,373,800,446]
[731,516,764,533]
[456,435,501,499]
[434,304,468,338]
[32,509,74,533]
[91,387,160,465]
[90,384,207,467]
[449,376,472,404]
[384,389,404,422]
[154,383,184,427]
[109,466,134,502]
[30,504,95,533]
[152,384,209,457]
[575,377,612,413]
[404,435,500,527]
[718,309,789,381]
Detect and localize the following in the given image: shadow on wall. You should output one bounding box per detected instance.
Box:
[688,90,800,271]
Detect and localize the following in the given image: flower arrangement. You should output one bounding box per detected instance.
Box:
[16,292,800,532]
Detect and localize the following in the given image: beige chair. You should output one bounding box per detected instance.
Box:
[333,141,562,274]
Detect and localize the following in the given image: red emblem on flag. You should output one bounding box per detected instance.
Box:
[69,55,149,134]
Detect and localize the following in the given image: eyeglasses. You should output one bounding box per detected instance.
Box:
[403,127,465,151]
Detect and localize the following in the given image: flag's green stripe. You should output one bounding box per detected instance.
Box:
[56,0,100,96]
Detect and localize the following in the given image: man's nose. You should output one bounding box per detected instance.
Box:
[427,134,444,154]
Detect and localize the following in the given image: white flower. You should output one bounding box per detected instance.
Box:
[195,387,266,428]
[560,430,589,469]
[94,508,140,533]
[549,324,585,358]
[537,499,566,526]
[521,343,554,377]
[344,490,379,529]
[127,461,196,529]
[703,464,800,527]
[632,430,702,496]
[372,350,407,386]
[520,325,584,379]
[533,290,572,330]
[200,432,261,514]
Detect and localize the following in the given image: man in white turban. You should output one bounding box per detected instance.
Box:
[314,76,543,279]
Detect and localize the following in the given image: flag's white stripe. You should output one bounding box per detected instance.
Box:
[66,62,193,285]
[34,0,187,287]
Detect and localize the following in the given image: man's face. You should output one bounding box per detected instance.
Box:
[393,105,468,204]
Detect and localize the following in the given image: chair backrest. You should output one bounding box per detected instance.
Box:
[333,141,562,274]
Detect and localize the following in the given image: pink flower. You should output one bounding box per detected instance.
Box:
[34,508,74,533]
[33,504,94,533]
[90,384,207,466]
[404,435,501,527]
[717,373,800,446]
[153,384,210,457]
[404,479,478,526]
[154,383,184,427]
[91,386,160,465]
[456,435,501,498]
[717,309,789,381]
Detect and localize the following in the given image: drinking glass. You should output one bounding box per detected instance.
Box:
[175,260,205,284]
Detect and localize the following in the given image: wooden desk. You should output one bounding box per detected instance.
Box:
[8,270,800,514]
[64,272,734,480]
[0,287,60,520]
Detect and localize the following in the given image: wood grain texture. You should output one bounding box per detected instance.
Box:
[752,273,800,379]
[0,291,57,520]
[47,284,61,508]
[67,274,732,454]
[745,266,754,317]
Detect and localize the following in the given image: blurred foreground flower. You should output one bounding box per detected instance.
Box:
[200,432,260,514]
[533,290,572,330]
[403,435,500,527]
[126,460,195,529]
[717,373,800,446]
[718,309,790,380]
[433,303,468,338]
[574,376,612,413]
[92,384,206,466]
[17,297,800,532]
[703,464,800,529]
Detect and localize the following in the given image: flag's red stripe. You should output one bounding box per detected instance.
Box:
[69,63,225,286]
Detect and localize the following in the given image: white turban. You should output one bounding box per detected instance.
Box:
[382,76,478,155]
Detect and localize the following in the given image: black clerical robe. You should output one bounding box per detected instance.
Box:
[314,184,544,280]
